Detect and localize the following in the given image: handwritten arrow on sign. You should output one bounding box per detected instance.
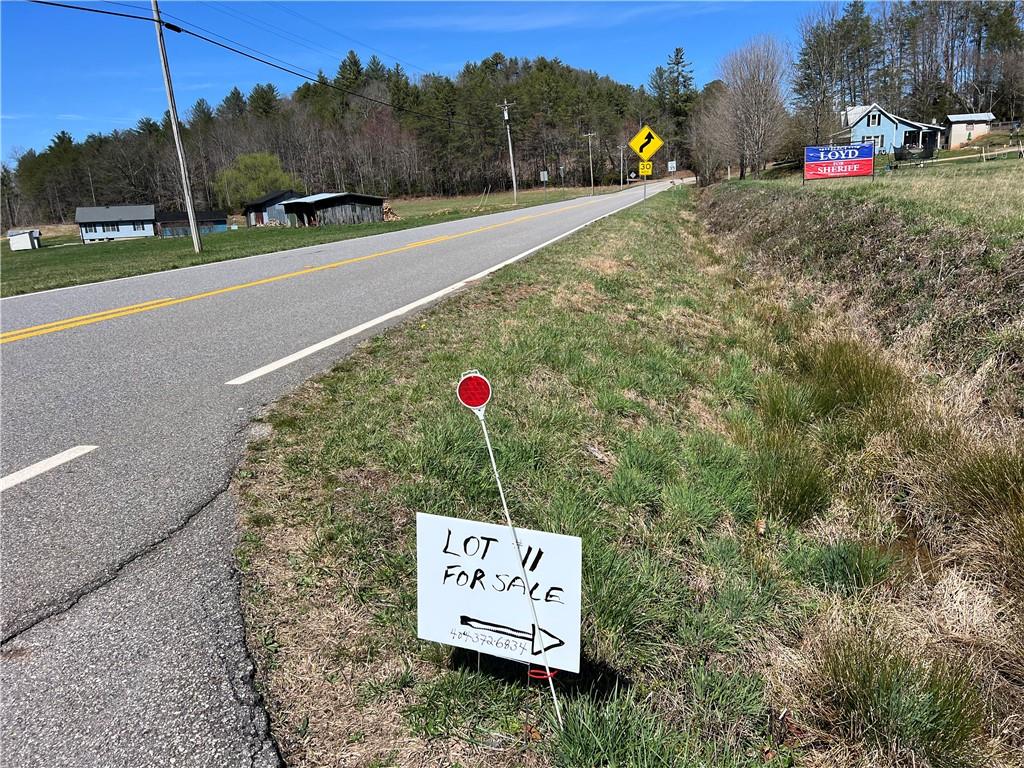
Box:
[638,131,654,154]
[460,615,565,656]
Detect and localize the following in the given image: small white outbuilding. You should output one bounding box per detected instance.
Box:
[946,113,996,149]
[7,229,41,251]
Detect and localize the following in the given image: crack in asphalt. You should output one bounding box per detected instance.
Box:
[0,473,234,645]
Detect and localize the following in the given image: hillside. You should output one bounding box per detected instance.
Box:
[701,161,1024,419]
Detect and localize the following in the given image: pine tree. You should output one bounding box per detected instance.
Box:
[216,87,247,120]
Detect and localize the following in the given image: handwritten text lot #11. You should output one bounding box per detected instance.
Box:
[416,512,582,673]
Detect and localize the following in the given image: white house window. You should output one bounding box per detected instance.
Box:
[965,123,975,131]
[867,113,881,127]
[103,223,119,232]
[133,221,144,231]
[84,224,97,233]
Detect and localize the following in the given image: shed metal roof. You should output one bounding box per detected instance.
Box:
[76,204,155,223]
[283,192,385,207]
[242,189,298,209]
[946,112,996,122]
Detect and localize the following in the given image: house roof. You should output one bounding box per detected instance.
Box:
[282,192,385,207]
[155,210,227,222]
[947,112,995,123]
[75,204,155,223]
[843,105,872,127]
[849,103,943,132]
[242,189,298,209]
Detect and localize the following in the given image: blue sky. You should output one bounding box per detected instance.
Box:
[1,1,809,159]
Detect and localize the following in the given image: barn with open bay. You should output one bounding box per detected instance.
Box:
[281,192,385,227]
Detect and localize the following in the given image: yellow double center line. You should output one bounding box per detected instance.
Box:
[1,198,600,345]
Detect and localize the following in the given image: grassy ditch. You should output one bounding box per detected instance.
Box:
[238,185,1022,766]
[0,185,618,297]
[702,161,1024,419]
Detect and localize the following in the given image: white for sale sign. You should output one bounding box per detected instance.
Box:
[416,512,582,673]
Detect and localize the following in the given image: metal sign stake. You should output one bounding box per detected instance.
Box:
[475,411,564,727]
[457,371,564,728]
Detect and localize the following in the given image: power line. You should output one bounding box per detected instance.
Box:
[27,0,474,128]
[102,1,322,78]
[270,1,432,77]
[198,0,349,66]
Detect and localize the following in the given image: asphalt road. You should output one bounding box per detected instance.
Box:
[0,182,668,766]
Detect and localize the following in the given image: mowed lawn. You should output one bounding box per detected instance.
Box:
[238,186,1022,766]
[0,185,620,298]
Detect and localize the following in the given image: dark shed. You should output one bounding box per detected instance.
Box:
[242,189,299,226]
[282,192,385,227]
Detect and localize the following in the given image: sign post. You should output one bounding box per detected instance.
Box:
[540,169,549,201]
[433,370,574,725]
[803,143,875,184]
[628,124,664,205]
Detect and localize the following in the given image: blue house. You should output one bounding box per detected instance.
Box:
[155,210,228,238]
[75,204,156,243]
[835,104,944,155]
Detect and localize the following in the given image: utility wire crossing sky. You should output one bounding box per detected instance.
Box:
[1,1,806,156]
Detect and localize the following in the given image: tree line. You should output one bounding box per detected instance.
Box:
[792,0,1024,146]
[688,0,1022,185]
[3,49,696,227]
[4,1,1022,226]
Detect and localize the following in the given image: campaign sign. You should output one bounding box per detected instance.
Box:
[416,512,582,672]
[804,144,874,180]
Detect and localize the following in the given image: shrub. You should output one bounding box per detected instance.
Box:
[811,541,894,595]
[816,632,986,768]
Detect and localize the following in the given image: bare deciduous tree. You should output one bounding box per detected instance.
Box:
[720,36,789,178]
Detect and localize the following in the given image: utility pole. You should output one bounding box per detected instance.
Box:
[499,100,518,204]
[617,144,625,188]
[152,0,201,254]
[584,132,596,194]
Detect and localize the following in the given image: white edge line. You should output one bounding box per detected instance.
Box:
[0,187,641,304]
[0,445,98,493]
[226,184,668,386]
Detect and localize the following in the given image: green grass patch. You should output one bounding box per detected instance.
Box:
[810,541,895,595]
[816,631,986,767]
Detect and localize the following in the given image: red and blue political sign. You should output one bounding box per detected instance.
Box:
[803,144,874,180]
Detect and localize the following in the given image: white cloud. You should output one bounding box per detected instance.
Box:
[373,2,725,34]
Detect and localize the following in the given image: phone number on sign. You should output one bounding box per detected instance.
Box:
[449,628,528,656]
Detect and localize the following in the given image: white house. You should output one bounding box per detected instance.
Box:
[945,113,996,149]
[75,204,156,243]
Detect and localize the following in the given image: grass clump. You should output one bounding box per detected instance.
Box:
[404,668,527,739]
[810,541,895,595]
[584,544,681,672]
[794,336,908,419]
[549,689,680,768]
[750,428,830,526]
[939,442,1024,593]
[815,631,986,768]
